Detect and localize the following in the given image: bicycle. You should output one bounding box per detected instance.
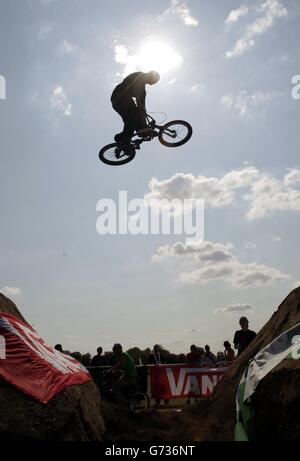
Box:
[99,370,150,413]
[99,114,193,166]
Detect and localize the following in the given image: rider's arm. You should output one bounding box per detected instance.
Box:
[233,332,239,350]
[136,86,146,111]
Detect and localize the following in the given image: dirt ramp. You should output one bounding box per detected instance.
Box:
[0,294,105,441]
[253,358,300,441]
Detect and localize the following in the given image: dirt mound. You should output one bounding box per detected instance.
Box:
[253,358,300,441]
[0,294,105,441]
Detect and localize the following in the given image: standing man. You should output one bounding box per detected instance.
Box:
[186,345,203,365]
[233,317,256,356]
[186,345,202,405]
[148,345,169,409]
[91,347,106,367]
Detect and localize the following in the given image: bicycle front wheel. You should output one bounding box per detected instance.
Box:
[159,120,193,148]
[129,392,150,413]
[99,143,136,166]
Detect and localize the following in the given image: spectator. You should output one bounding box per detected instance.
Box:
[224,341,235,362]
[54,344,63,353]
[54,344,71,356]
[71,351,82,362]
[177,353,186,364]
[110,343,137,387]
[186,345,202,365]
[216,351,226,363]
[186,345,202,405]
[233,317,256,356]
[91,347,106,367]
[203,345,217,366]
[81,353,92,367]
[148,345,169,409]
[148,344,165,365]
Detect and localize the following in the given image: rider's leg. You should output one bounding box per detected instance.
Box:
[112,98,136,145]
[135,106,157,137]
[135,106,147,131]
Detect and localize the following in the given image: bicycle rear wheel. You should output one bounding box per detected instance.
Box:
[129,391,150,413]
[99,143,136,166]
[159,120,193,148]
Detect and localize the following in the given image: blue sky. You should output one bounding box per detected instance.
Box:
[0,0,300,355]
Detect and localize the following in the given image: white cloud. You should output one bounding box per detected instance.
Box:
[162,0,199,26]
[226,0,288,58]
[145,167,300,220]
[216,303,255,314]
[153,240,289,288]
[58,40,77,55]
[50,86,72,116]
[226,5,249,24]
[220,90,274,118]
[284,168,300,186]
[0,287,21,296]
[145,167,260,209]
[153,240,234,263]
[244,173,300,219]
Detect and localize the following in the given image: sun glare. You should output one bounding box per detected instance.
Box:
[115,40,183,76]
[137,41,183,75]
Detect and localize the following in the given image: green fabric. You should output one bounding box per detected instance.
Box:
[235,379,256,441]
[122,352,137,378]
[235,422,249,442]
[235,323,300,442]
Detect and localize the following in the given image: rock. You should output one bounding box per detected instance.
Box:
[0,294,105,441]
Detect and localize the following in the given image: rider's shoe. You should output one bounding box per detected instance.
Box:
[114,133,124,143]
[137,127,157,138]
[115,144,135,158]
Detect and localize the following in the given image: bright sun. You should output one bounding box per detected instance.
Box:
[115,40,183,76]
[137,41,183,75]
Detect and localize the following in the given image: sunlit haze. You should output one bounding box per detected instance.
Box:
[115,40,183,76]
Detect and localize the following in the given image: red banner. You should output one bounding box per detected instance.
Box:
[0,313,91,403]
[150,364,228,400]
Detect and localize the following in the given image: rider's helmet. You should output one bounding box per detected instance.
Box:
[147,70,160,85]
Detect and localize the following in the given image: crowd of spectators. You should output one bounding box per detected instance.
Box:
[54,316,256,369]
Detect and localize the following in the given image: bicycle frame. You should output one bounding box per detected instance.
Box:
[115,113,179,156]
[146,113,174,133]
